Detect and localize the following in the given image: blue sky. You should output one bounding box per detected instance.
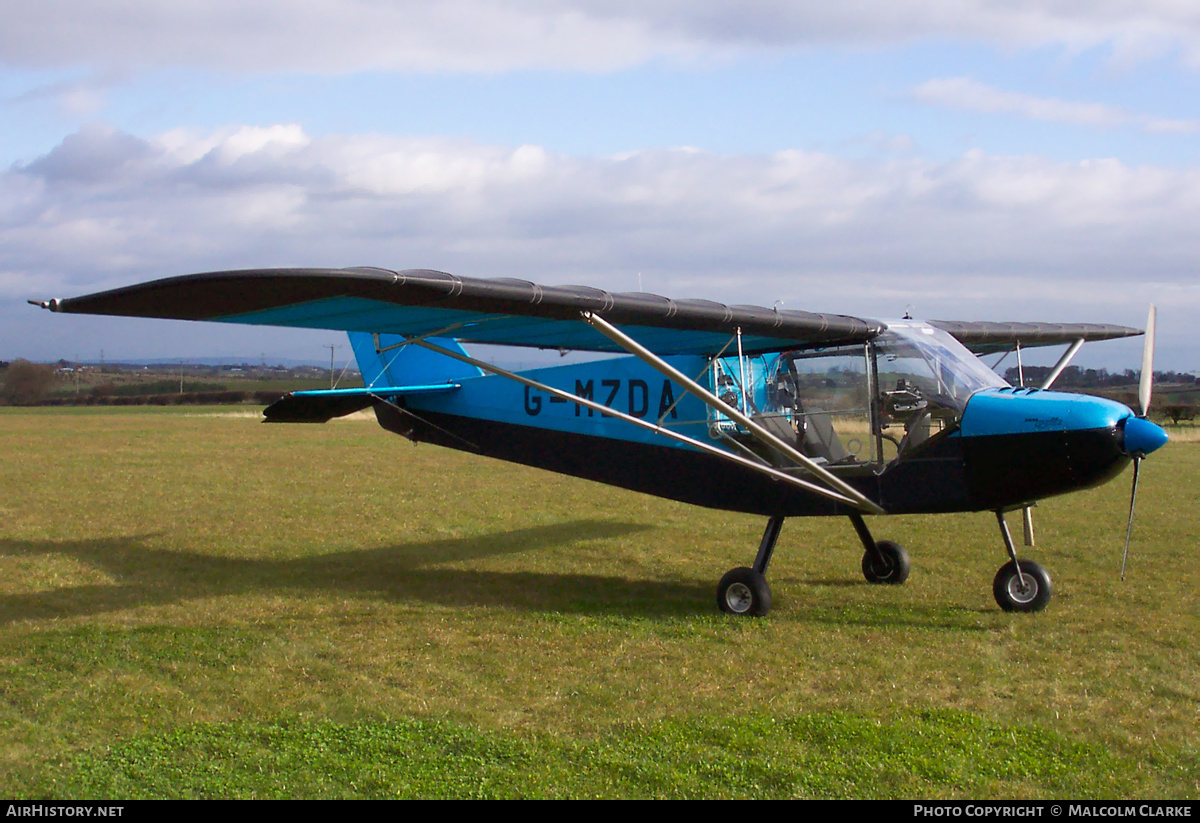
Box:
[3,2,1198,370]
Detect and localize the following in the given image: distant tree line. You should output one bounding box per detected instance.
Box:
[1002,366,1197,389]
[36,390,288,407]
[0,360,55,405]
[0,361,288,407]
[94,379,229,396]
[1002,366,1199,423]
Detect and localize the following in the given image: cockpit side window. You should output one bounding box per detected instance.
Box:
[765,346,873,465]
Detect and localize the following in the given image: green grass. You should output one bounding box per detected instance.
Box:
[40,711,1145,799]
[0,407,1196,798]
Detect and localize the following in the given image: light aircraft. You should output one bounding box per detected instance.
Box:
[32,268,1169,616]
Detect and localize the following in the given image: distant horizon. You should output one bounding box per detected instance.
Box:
[13,356,359,369]
[6,341,1195,379]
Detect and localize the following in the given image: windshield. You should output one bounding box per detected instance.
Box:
[875,322,1007,418]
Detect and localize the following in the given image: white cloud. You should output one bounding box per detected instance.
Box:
[6,73,119,116]
[0,1,692,73]
[3,1,1200,73]
[7,122,1197,365]
[913,77,1200,134]
[4,124,1197,303]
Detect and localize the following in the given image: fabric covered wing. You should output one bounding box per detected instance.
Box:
[38,267,884,356]
[929,319,1143,355]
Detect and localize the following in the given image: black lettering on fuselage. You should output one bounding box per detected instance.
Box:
[658,380,677,420]
[628,380,648,418]
[575,379,594,417]
[523,378,683,420]
[601,379,620,417]
[524,384,542,415]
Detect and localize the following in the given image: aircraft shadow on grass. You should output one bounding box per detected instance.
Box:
[0,520,740,623]
[2,523,993,629]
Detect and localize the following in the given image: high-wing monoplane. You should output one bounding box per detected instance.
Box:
[33,268,1169,615]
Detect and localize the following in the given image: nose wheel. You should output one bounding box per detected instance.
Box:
[993,559,1052,612]
[993,511,1053,612]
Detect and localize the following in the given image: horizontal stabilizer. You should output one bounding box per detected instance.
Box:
[263,384,459,423]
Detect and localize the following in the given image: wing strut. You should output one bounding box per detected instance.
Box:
[1039,338,1085,390]
[408,338,869,510]
[580,312,887,515]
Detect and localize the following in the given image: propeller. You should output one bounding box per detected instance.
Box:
[1138,304,1156,418]
[1120,305,1166,580]
[1121,458,1141,580]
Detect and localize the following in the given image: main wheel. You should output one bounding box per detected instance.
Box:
[862,540,910,584]
[716,567,772,616]
[992,560,1052,613]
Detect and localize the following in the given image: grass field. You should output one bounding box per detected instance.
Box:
[1,406,1196,798]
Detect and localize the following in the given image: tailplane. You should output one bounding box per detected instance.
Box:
[263,332,480,423]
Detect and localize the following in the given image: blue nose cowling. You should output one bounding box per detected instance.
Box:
[1123,416,1169,457]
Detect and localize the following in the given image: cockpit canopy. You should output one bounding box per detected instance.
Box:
[710,321,1007,468]
[871,321,1009,417]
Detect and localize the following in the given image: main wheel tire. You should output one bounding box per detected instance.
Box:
[992,560,1052,613]
[862,540,910,584]
[716,567,772,616]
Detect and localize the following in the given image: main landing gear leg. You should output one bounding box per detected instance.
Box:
[849,513,910,584]
[992,511,1052,612]
[717,516,783,616]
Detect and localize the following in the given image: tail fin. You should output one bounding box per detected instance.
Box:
[347,332,482,389]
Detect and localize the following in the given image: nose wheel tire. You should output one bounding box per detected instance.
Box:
[717,567,772,616]
[992,560,1052,612]
[862,540,910,584]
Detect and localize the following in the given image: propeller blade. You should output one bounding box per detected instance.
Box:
[1121,456,1142,581]
[1139,305,1156,418]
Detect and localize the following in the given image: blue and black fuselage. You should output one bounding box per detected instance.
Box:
[38,266,1163,520]
[338,327,1165,518]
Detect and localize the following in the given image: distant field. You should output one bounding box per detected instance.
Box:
[45,371,365,401]
[0,407,1196,798]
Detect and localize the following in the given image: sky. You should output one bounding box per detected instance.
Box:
[2,1,1198,371]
